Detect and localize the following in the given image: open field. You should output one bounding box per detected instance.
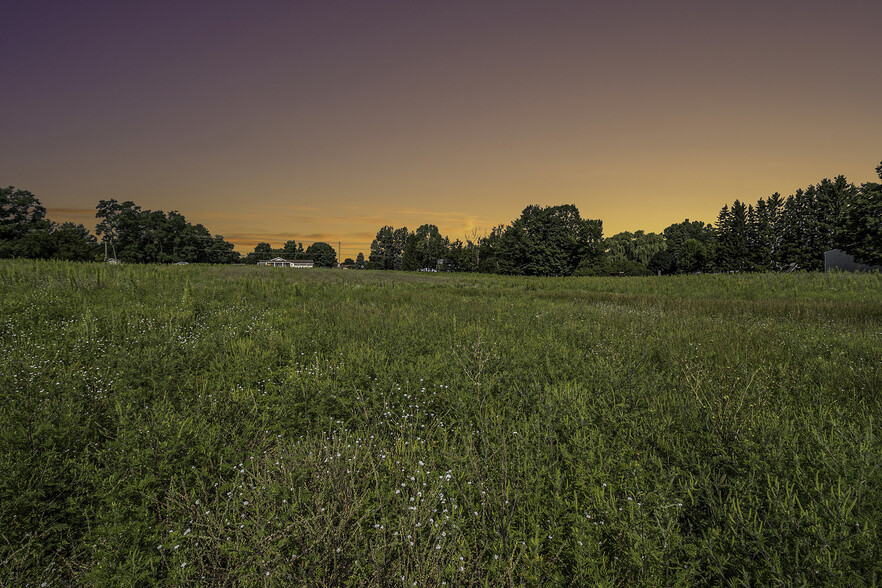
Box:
[1,261,880,586]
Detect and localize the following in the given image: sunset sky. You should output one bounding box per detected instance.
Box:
[3,0,880,258]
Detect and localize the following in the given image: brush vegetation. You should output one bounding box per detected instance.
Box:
[1,261,880,586]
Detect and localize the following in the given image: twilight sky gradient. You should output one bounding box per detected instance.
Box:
[3,0,881,258]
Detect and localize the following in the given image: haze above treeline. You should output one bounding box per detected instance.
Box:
[2,161,880,275]
[5,1,880,256]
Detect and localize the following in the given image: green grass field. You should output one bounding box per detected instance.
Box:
[1,261,880,586]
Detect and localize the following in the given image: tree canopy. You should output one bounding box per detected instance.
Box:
[305,242,338,267]
[3,160,881,270]
[1,186,97,260]
[839,163,882,265]
[95,199,238,263]
[497,204,603,276]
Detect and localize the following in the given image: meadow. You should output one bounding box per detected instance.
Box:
[1,260,880,586]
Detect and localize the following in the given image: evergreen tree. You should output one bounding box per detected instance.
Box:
[778,177,857,271]
[779,189,812,269]
[840,162,882,265]
[747,192,784,270]
[714,201,751,271]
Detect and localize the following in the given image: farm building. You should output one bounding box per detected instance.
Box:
[257,257,314,268]
[824,250,881,273]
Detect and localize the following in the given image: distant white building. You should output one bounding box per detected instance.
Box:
[257,257,314,268]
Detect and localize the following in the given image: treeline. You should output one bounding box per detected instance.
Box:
[242,241,338,267]
[0,189,342,266]
[3,161,880,271]
[361,204,603,276]
[94,199,238,264]
[624,163,880,275]
[0,187,97,261]
[353,161,881,275]
[0,190,239,264]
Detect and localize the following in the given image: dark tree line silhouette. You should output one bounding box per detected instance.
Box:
[2,162,879,272]
[360,162,880,275]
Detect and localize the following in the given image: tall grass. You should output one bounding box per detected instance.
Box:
[1,261,880,585]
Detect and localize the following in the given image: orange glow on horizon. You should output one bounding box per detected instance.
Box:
[7,1,880,259]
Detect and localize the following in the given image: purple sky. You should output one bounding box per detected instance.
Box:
[3,0,881,256]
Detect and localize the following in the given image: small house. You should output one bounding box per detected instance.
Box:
[257,257,314,268]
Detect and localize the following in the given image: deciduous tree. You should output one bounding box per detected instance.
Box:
[498,204,603,276]
[306,242,338,267]
[1,186,52,258]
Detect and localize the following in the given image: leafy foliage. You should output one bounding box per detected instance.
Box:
[6,161,882,271]
[594,231,666,275]
[497,204,603,276]
[305,242,338,267]
[95,199,238,263]
[1,187,97,260]
[369,225,410,270]
[0,187,48,243]
[402,224,448,271]
[657,220,714,274]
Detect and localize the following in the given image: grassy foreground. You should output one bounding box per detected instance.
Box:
[1,261,880,586]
